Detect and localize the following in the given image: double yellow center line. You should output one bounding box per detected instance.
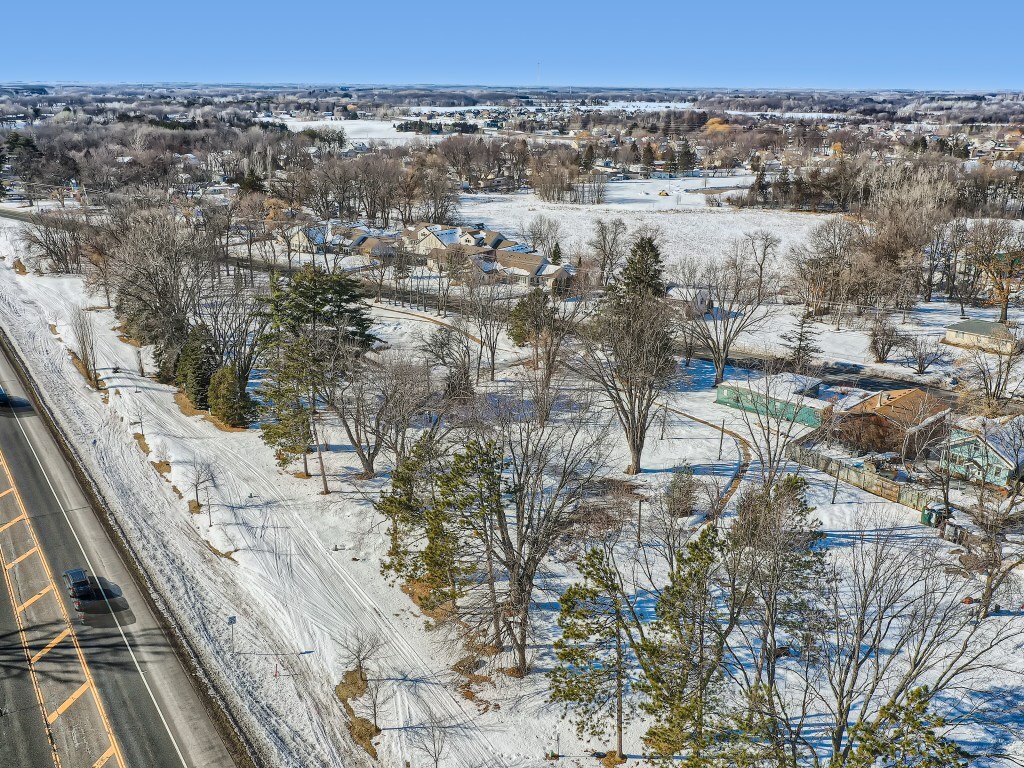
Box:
[0,447,126,768]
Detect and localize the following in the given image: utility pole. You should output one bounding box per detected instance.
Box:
[227,615,236,654]
[718,420,726,460]
[636,498,643,546]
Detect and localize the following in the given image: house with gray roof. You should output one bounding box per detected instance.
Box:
[944,319,1019,355]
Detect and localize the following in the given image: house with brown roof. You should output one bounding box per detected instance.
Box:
[837,388,949,456]
[356,236,397,259]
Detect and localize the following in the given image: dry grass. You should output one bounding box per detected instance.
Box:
[188,499,202,515]
[114,320,143,348]
[292,470,311,479]
[173,392,246,433]
[151,460,171,476]
[133,433,151,455]
[335,669,379,759]
[170,485,183,500]
[68,349,103,390]
[601,752,627,767]
[48,324,60,337]
[12,258,27,275]
[401,579,454,622]
[203,541,238,562]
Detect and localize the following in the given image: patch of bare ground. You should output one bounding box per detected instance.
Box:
[401,579,455,623]
[173,391,246,433]
[188,499,202,514]
[133,432,151,455]
[113,320,143,348]
[601,752,627,767]
[151,459,171,476]
[335,670,379,758]
[68,349,102,390]
[453,656,497,712]
[203,541,238,562]
[12,258,27,275]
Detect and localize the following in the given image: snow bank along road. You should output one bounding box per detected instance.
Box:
[0,343,234,768]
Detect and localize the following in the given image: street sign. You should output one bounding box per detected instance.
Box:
[227,616,236,625]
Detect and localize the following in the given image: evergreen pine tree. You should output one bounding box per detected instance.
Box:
[581,144,595,171]
[848,687,967,768]
[676,138,697,171]
[208,366,251,427]
[639,527,732,761]
[663,145,677,174]
[616,236,666,299]
[641,142,656,171]
[176,324,217,409]
[507,288,552,348]
[549,548,637,760]
[772,166,792,205]
[550,242,563,265]
[780,312,823,373]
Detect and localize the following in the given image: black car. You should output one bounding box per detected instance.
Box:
[0,385,8,406]
[62,568,92,601]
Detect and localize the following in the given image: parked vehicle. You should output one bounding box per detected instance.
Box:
[0,385,8,406]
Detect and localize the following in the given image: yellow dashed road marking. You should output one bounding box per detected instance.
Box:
[31,626,72,664]
[0,511,27,533]
[0,448,125,767]
[16,584,53,613]
[48,680,93,724]
[91,745,116,768]
[6,544,39,569]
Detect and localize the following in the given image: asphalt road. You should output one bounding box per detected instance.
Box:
[0,346,236,768]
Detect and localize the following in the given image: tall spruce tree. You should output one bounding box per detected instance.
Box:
[617,236,666,299]
[258,267,374,490]
[549,548,638,760]
[176,324,217,409]
[780,312,823,373]
[639,527,732,762]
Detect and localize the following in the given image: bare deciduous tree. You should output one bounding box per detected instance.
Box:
[571,296,677,474]
[899,334,948,375]
[676,248,772,385]
[588,217,629,286]
[70,306,98,386]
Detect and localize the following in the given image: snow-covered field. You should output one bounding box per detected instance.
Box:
[268,117,447,145]
[460,183,828,267]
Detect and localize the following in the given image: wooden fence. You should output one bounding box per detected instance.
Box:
[787,443,936,510]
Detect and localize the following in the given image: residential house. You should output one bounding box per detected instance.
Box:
[668,284,714,317]
[943,319,1019,355]
[941,415,1024,488]
[355,236,397,259]
[837,388,949,456]
[287,224,329,254]
[715,373,829,427]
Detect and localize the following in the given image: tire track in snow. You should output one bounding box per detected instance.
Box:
[226,451,509,767]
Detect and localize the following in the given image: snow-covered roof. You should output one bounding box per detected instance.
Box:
[947,319,1015,339]
[952,415,1024,469]
[720,372,822,401]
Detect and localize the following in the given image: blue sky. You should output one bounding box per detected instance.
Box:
[4,0,1020,90]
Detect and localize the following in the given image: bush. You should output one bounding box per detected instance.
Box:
[208,367,250,427]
